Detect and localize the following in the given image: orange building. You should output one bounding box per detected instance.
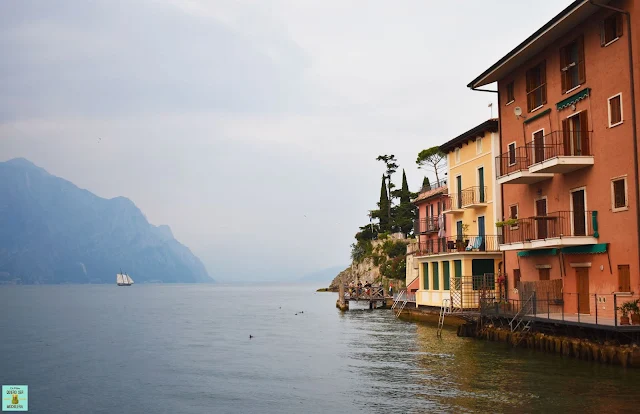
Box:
[469,0,640,318]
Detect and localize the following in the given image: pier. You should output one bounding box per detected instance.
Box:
[336,284,394,311]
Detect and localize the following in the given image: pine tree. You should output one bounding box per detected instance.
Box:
[377,175,390,232]
[393,170,417,236]
[422,176,430,191]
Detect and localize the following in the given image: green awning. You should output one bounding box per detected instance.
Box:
[517,248,558,257]
[556,88,591,110]
[523,108,551,124]
[560,243,608,255]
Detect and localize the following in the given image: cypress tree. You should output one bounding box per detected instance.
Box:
[422,176,430,191]
[378,175,390,232]
[395,170,416,236]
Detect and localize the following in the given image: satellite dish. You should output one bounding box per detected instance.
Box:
[514,106,523,117]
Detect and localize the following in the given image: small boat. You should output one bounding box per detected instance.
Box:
[116,271,134,286]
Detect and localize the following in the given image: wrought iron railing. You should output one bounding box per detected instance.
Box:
[413,235,502,256]
[501,210,594,244]
[418,179,447,193]
[444,186,488,211]
[495,146,528,178]
[415,216,440,234]
[525,130,593,166]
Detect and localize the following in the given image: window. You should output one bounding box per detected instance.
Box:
[506,81,515,104]
[560,37,585,93]
[526,61,547,112]
[513,269,521,288]
[509,204,519,229]
[538,268,550,281]
[602,14,623,46]
[432,262,439,290]
[618,265,630,292]
[476,137,483,154]
[508,142,516,166]
[423,263,429,290]
[611,176,628,211]
[609,93,623,127]
[454,148,461,164]
[443,261,450,290]
[561,110,589,156]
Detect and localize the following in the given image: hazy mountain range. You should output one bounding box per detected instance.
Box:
[0,158,212,284]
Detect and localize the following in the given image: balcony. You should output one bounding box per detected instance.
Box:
[442,186,488,213]
[526,130,594,174]
[496,146,553,185]
[500,210,598,251]
[415,217,440,234]
[412,235,502,256]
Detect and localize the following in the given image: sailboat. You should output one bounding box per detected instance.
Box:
[116,271,134,286]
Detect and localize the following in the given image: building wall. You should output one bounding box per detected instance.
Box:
[415,194,449,248]
[497,1,640,295]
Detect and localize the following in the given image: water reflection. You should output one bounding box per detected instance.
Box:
[342,309,640,413]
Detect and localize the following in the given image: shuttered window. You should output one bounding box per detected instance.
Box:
[513,269,521,289]
[432,262,439,290]
[538,268,550,281]
[560,36,585,93]
[443,261,450,290]
[612,177,627,211]
[526,61,547,111]
[602,14,623,46]
[423,263,429,290]
[508,143,516,165]
[609,94,622,126]
[506,82,515,104]
[618,265,630,292]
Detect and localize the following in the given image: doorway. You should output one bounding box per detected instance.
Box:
[575,267,590,314]
[456,175,462,208]
[535,198,547,239]
[571,189,586,236]
[477,216,486,251]
[533,129,544,163]
[477,167,485,203]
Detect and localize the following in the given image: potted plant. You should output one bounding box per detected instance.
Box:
[617,301,633,326]
[631,299,640,325]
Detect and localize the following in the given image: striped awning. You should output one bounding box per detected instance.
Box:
[556,88,591,110]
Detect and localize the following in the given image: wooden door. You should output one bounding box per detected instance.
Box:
[572,190,586,236]
[533,130,544,163]
[618,265,631,292]
[576,268,590,313]
[536,199,547,239]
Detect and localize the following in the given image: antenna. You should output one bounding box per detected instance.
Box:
[514,106,526,120]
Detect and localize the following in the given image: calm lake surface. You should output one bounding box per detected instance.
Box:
[1,284,640,413]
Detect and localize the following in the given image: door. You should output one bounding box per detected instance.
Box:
[456,220,463,241]
[572,190,586,236]
[576,268,590,313]
[477,167,485,203]
[567,111,589,156]
[533,130,544,163]
[477,216,486,251]
[618,265,631,292]
[536,198,547,239]
[456,176,462,208]
[454,260,462,290]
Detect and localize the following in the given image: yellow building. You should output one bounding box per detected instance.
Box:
[409,119,503,310]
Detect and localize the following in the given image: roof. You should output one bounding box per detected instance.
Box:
[439,119,498,153]
[467,0,609,88]
[412,185,447,204]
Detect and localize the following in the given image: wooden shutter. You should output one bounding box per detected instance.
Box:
[610,96,621,125]
[613,179,626,208]
[513,269,521,289]
[510,205,517,219]
[577,36,586,84]
[580,110,590,155]
[560,45,568,93]
[562,119,570,156]
[600,20,606,46]
[616,14,623,38]
[540,61,547,105]
[538,268,550,281]
[618,265,630,292]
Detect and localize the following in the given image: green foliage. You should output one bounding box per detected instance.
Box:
[416,146,446,184]
[377,175,391,232]
[355,223,379,241]
[350,239,373,263]
[392,170,417,236]
[376,154,398,227]
[379,255,407,280]
[422,176,430,190]
[382,239,408,258]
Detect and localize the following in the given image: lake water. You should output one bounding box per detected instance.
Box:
[1,284,640,413]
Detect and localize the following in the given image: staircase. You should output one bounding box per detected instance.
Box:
[436,298,451,337]
[510,292,535,333]
[391,290,409,318]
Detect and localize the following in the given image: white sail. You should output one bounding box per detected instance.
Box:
[125,274,134,284]
[116,274,124,284]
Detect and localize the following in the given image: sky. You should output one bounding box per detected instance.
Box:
[0,0,573,282]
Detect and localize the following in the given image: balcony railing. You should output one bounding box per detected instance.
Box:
[501,210,594,244]
[414,217,440,234]
[525,130,593,166]
[496,146,528,178]
[413,235,502,256]
[444,186,487,211]
[418,179,447,194]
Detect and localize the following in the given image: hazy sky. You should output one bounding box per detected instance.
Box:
[1,0,571,282]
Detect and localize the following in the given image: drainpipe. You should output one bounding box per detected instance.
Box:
[471,86,507,298]
[589,1,640,281]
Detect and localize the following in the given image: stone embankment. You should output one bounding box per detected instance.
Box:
[459,324,640,368]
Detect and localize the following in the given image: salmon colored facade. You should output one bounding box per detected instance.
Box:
[469,0,640,315]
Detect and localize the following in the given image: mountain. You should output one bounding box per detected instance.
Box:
[0,158,213,284]
[298,265,347,284]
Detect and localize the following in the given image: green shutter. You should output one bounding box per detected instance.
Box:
[454,260,462,290]
[423,263,429,290]
[432,262,440,290]
[443,262,450,290]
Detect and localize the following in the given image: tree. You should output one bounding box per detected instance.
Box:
[376,154,398,225]
[416,147,446,185]
[422,176,431,191]
[375,175,390,232]
[393,170,417,236]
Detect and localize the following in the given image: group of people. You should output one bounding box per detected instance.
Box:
[347,280,393,297]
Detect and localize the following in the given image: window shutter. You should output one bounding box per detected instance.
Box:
[562,119,570,156]
[560,46,567,93]
[600,20,606,46]
[580,110,590,155]
[577,36,586,84]
[616,14,623,38]
[540,61,547,105]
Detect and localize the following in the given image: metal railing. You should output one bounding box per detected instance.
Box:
[495,146,528,178]
[525,130,593,166]
[418,179,447,193]
[481,293,640,329]
[501,210,594,244]
[415,216,440,234]
[343,285,386,300]
[413,235,502,256]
